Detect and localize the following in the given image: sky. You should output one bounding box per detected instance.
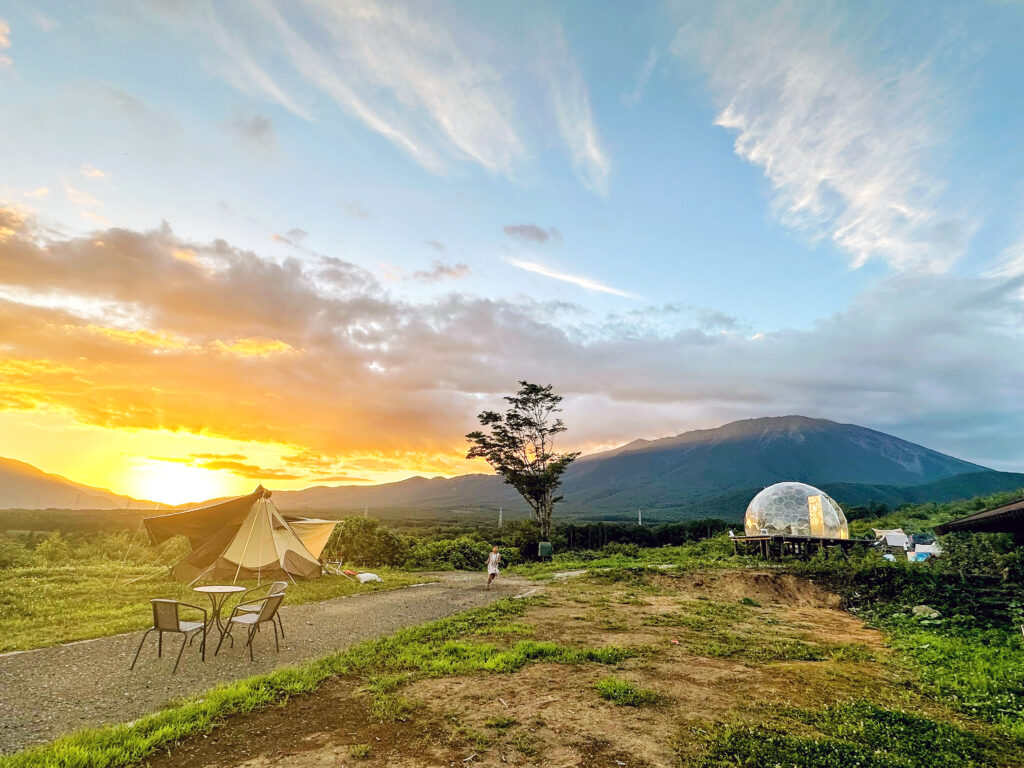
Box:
[1,0,1023,504]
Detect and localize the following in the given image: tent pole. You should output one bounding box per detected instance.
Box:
[257,497,264,586]
[232,497,262,584]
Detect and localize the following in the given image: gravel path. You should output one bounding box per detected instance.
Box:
[0,571,536,755]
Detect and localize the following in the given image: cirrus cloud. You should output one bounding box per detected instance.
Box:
[672,0,971,272]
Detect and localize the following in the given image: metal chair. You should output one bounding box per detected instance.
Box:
[235,581,288,638]
[130,599,207,674]
[216,593,285,661]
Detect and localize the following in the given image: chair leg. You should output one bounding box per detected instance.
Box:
[216,623,232,656]
[272,621,279,652]
[200,627,206,662]
[130,628,154,670]
[277,613,285,639]
[158,631,162,657]
[246,626,256,661]
[173,634,188,674]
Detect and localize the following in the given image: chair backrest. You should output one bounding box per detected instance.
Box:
[151,599,180,631]
[270,580,288,595]
[257,593,285,622]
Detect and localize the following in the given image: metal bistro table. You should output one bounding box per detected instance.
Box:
[193,584,247,641]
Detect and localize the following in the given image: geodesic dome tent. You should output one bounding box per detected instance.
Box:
[744,482,849,539]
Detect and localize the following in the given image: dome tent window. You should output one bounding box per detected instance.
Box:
[744,482,849,539]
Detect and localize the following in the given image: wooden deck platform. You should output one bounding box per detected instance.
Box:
[731,534,871,559]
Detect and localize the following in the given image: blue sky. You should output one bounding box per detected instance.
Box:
[1,0,1023,499]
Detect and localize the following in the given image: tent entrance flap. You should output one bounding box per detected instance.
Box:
[142,486,338,582]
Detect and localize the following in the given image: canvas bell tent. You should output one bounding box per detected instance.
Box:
[143,485,337,582]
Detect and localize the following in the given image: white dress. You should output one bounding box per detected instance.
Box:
[487,552,500,575]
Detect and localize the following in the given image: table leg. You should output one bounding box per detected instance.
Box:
[204,594,230,644]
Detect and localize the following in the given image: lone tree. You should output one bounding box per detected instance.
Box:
[466,381,579,540]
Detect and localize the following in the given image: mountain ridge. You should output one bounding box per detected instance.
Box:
[0,457,147,510]
[0,416,1012,516]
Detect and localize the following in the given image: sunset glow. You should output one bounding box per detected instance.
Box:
[1,2,1023,505]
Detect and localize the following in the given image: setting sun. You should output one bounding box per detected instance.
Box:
[126,460,243,507]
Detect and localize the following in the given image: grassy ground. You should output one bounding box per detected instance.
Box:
[0,596,641,768]
[507,536,759,579]
[0,564,420,652]
[7,567,1022,767]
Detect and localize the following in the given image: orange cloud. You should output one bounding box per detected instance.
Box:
[2,203,1022,494]
[210,337,295,357]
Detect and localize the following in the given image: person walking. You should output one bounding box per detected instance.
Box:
[486,546,501,589]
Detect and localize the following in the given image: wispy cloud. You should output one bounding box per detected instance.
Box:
[80,164,107,180]
[622,49,659,108]
[187,2,607,194]
[65,185,103,208]
[508,258,638,298]
[412,260,470,283]
[224,112,276,151]
[270,227,309,246]
[82,211,112,226]
[0,18,11,69]
[202,8,312,121]
[32,13,57,32]
[672,1,969,271]
[504,223,561,245]
[988,224,1024,281]
[339,200,372,220]
[542,26,611,196]
[218,0,524,175]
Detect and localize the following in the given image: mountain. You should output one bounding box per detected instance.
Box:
[3,416,1019,519]
[0,457,144,510]
[557,416,988,511]
[274,416,1014,519]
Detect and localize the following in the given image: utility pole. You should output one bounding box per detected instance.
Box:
[638,507,642,527]
[498,507,503,528]
[363,505,368,518]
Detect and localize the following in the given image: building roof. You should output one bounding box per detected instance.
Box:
[933,496,1024,535]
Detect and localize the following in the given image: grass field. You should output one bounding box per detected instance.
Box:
[0,564,420,652]
[6,567,1021,767]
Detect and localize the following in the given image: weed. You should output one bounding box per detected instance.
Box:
[370,693,413,721]
[739,597,761,607]
[484,715,517,729]
[596,677,659,706]
[509,731,538,756]
[349,743,371,759]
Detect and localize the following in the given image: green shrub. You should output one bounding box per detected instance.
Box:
[403,536,493,571]
[326,518,412,567]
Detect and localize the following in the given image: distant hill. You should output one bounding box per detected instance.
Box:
[274,416,1009,519]
[0,457,144,510]
[3,416,1018,521]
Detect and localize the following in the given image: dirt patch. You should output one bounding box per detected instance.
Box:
[133,569,917,768]
[669,570,842,609]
